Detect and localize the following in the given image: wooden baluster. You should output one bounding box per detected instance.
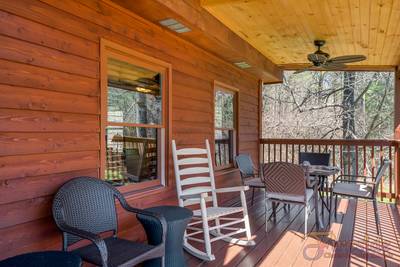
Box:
[292,144,294,163]
[262,143,265,164]
[355,145,358,176]
[380,145,383,201]
[285,144,288,162]
[389,145,393,202]
[371,146,375,178]
[218,142,222,166]
[273,144,276,162]
[363,145,367,176]
[279,143,282,162]
[340,145,343,175]
[268,143,270,163]
[347,144,351,175]
[332,144,336,180]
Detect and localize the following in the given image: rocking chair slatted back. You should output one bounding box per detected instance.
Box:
[172,139,218,207]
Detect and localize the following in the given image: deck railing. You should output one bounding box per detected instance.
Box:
[260,138,400,202]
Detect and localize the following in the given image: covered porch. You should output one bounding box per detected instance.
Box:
[1,0,400,266]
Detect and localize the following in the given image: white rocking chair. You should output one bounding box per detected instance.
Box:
[172,139,255,261]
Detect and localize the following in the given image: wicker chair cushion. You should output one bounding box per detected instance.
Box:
[72,237,163,267]
[265,188,313,203]
[332,183,373,198]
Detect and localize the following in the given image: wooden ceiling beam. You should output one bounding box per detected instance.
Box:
[280,63,396,72]
[111,0,283,82]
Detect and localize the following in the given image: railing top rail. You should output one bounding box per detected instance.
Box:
[260,138,399,146]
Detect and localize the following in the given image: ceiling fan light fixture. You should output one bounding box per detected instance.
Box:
[294,40,367,74]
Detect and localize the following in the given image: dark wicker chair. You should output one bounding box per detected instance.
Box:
[52,176,167,267]
[235,154,264,205]
[330,159,391,234]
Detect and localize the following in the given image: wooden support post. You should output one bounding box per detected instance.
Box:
[395,67,400,203]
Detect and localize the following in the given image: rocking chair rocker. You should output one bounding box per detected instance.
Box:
[172,140,255,261]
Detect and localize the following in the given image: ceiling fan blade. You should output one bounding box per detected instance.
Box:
[323,62,347,70]
[328,55,366,64]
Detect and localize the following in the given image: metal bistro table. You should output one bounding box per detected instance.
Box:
[308,165,341,228]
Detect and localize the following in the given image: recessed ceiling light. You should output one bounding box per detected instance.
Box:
[159,18,191,33]
[136,87,152,93]
[234,61,251,69]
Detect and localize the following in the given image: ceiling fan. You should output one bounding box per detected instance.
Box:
[294,40,366,74]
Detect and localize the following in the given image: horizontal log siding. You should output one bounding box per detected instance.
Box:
[0,0,260,259]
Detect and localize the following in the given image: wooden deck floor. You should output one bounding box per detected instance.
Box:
[186,191,400,267]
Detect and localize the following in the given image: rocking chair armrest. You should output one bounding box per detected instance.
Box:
[122,206,168,239]
[58,223,108,266]
[215,186,249,194]
[180,192,209,200]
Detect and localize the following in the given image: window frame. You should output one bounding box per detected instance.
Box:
[100,39,171,193]
[213,81,239,170]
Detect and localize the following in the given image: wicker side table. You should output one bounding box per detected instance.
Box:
[137,205,193,267]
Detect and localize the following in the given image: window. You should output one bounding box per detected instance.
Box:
[214,83,237,169]
[101,40,170,190]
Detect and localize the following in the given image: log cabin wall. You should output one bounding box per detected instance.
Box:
[0,0,261,259]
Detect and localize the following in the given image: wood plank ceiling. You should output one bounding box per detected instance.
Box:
[201,0,400,69]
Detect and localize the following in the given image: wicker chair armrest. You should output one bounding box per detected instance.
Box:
[122,205,168,243]
[334,175,376,185]
[336,174,375,180]
[58,223,108,266]
[215,186,249,194]
[114,190,167,245]
[335,174,375,183]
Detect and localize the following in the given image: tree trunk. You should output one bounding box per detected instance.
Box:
[342,72,357,175]
[138,93,148,137]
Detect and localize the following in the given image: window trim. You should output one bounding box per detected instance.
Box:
[213,81,239,171]
[100,39,171,192]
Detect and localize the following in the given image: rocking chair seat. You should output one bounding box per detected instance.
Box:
[193,206,244,220]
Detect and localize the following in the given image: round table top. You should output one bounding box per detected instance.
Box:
[144,205,193,222]
[0,251,81,267]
